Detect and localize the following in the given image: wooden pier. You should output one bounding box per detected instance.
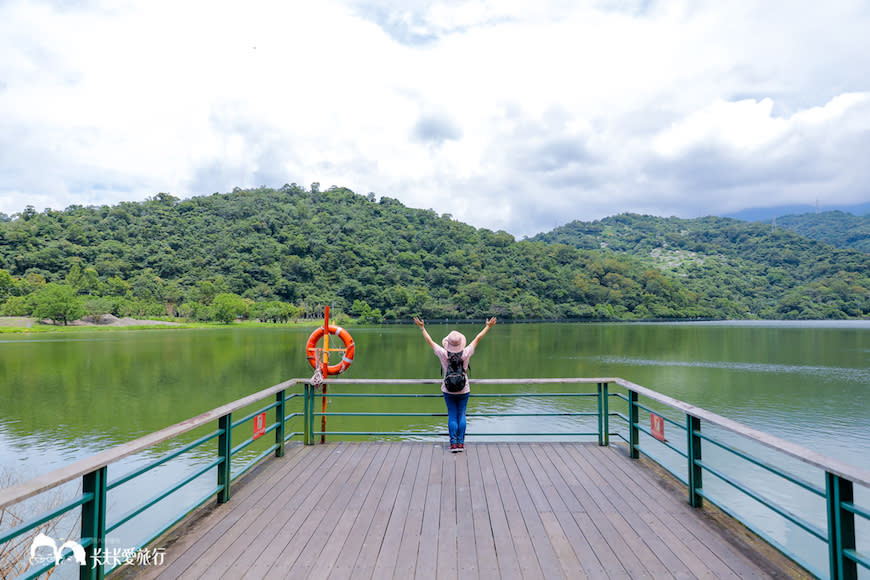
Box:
[126,442,805,579]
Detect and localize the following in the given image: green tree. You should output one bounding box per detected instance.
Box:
[105,276,133,297]
[1,295,31,316]
[83,296,115,319]
[0,269,15,300]
[211,293,248,324]
[66,263,101,295]
[31,283,85,325]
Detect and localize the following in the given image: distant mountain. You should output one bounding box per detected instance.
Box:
[761,211,869,253]
[1,189,868,321]
[531,213,870,319]
[724,201,870,222]
[0,187,732,322]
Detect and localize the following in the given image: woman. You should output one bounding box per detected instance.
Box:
[413,317,497,452]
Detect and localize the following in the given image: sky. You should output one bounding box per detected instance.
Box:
[1,0,869,238]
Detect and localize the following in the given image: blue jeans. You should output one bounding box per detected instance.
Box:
[443,392,470,445]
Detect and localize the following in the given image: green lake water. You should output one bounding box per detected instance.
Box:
[1,321,868,577]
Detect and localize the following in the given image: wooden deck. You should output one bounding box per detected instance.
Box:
[127,442,802,579]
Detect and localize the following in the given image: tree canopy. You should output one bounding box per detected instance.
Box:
[1,186,868,322]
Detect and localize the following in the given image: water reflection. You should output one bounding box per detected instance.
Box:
[1,322,867,578]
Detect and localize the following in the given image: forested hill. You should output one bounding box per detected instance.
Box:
[0,186,868,322]
[766,210,870,253]
[531,213,869,319]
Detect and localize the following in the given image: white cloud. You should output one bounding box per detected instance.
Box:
[1,0,869,236]
[654,93,869,158]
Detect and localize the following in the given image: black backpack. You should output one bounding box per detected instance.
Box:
[444,351,467,392]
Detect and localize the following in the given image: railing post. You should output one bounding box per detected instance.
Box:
[321,382,328,445]
[275,390,286,457]
[81,466,107,580]
[628,390,639,459]
[304,384,312,445]
[826,471,857,580]
[217,413,232,504]
[597,382,609,446]
[687,415,703,507]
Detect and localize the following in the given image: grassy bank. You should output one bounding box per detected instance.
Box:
[0,317,327,333]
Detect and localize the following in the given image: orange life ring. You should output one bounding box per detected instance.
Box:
[306,325,355,376]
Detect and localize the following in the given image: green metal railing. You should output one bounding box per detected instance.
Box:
[611,378,870,580]
[302,379,606,442]
[1,377,868,579]
[0,380,302,580]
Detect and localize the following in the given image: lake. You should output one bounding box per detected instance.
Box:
[1,320,868,577]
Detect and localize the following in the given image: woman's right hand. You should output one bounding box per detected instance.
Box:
[413,317,425,328]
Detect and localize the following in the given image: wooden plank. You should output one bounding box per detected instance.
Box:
[585,444,776,579]
[559,444,621,513]
[287,443,385,578]
[476,443,522,580]
[573,445,685,579]
[315,378,615,385]
[576,444,731,578]
[557,444,659,579]
[537,444,627,579]
[212,445,342,578]
[454,448,480,579]
[239,442,364,577]
[464,444,498,579]
[415,441,445,576]
[437,446,459,579]
[195,442,357,578]
[126,442,805,580]
[139,444,330,580]
[499,444,564,580]
[563,446,672,579]
[489,443,545,579]
[265,442,371,578]
[385,443,431,579]
[603,511,676,579]
[374,443,431,578]
[529,443,612,579]
[544,443,605,516]
[327,442,404,580]
[299,442,390,578]
[177,444,324,575]
[590,445,767,578]
[516,444,592,580]
[354,443,415,578]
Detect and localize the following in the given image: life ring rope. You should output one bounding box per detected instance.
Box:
[306,325,355,376]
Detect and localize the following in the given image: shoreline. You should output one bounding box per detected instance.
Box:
[2,316,867,334]
[0,315,186,332]
[0,316,323,333]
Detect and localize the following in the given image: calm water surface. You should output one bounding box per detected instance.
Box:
[1,321,868,577]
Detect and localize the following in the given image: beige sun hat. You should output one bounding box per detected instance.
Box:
[442,330,467,353]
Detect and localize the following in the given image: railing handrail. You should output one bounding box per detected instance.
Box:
[299,376,870,487]
[303,378,620,384]
[0,379,298,510]
[613,378,870,487]
[3,375,867,509]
